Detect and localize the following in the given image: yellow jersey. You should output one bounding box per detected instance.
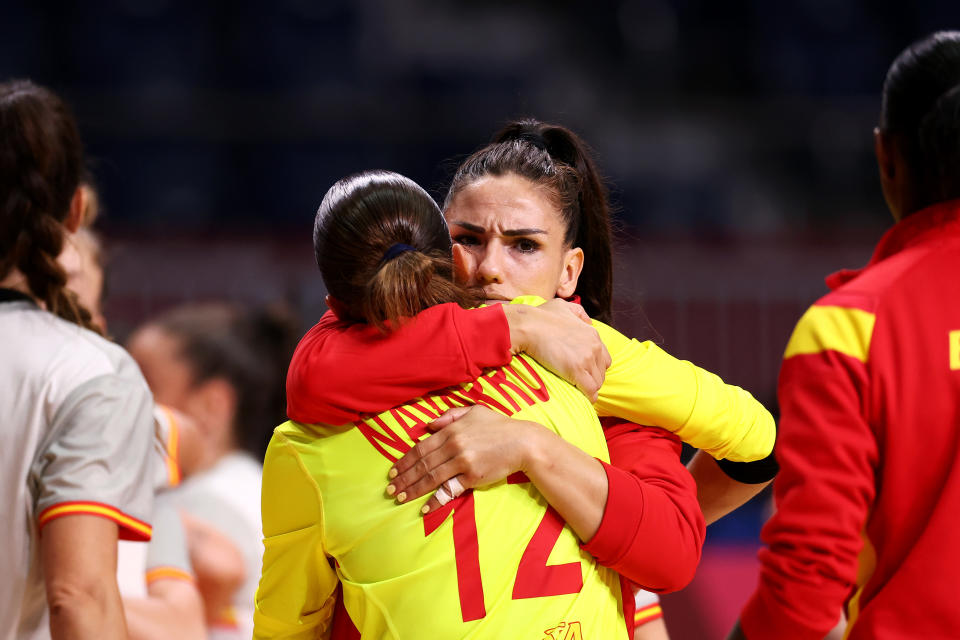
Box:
[507,296,774,463]
[255,353,625,640]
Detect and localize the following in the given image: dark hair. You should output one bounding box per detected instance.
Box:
[153,302,300,459]
[314,170,479,330]
[0,79,99,331]
[444,119,615,324]
[881,31,960,212]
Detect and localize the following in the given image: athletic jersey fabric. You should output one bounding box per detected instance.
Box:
[287,297,775,463]
[171,452,263,640]
[256,353,629,640]
[0,294,155,640]
[740,199,960,640]
[117,404,188,597]
[144,493,194,586]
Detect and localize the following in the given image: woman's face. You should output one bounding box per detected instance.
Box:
[127,326,196,412]
[444,173,583,302]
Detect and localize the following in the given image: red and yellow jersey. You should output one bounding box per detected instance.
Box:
[256,353,625,640]
[741,200,960,640]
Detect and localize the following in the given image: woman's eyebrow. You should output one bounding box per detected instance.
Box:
[449,221,547,236]
[503,228,547,237]
[449,221,485,233]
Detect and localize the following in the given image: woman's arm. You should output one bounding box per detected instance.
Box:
[255,433,339,640]
[123,578,206,640]
[389,405,608,540]
[42,515,127,640]
[388,408,704,591]
[688,450,774,525]
[287,299,609,424]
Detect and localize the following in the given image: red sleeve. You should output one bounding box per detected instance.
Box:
[739,348,877,640]
[582,420,705,593]
[286,304,512,424]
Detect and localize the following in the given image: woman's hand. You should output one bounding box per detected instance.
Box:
[503,299,611,402]
[386,406,545,514]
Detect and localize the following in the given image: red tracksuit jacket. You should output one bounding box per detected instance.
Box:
[740,199,960,639]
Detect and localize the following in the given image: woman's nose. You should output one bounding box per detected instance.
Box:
[475,245,504,284]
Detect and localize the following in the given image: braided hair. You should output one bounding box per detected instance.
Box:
[0,80,99,332]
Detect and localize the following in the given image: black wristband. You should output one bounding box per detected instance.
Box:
[716,449,779,484]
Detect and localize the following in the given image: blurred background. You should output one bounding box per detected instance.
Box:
[4,1,958,635]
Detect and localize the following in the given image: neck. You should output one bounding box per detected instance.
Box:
[0,269,35,299]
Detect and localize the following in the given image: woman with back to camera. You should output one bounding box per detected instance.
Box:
[254,170,706,639]
[0,79,156,640]
[127,302,298,640]
[729,31,960,640]
[288,122,778,638]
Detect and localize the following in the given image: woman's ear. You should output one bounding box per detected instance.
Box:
[555,246,584,298]
[65,186,86,233]
[325,295,350,320]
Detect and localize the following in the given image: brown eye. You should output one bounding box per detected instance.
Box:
[453,235,480,246]
[514,238,539,253]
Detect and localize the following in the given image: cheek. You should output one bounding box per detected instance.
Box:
[504,252,560,296]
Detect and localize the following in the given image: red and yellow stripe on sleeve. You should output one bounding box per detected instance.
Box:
[38,501,152,541]
[634,602,664,626]
[784,304,876,363]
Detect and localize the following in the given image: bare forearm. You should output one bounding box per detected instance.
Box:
[522,424,608,541]
[49,586,127,640]
[688,451,770,525]
[124,582,205,640]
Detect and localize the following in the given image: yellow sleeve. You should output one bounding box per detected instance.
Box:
[592,320,775,462]
[254,430,337,640]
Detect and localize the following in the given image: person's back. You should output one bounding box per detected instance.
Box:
[0,294,154,640]
[735,32,960,640]
[775,204,960,637]
[258,350,624,639]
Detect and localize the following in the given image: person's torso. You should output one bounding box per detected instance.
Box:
[284,353,625,640]
[0,301,139,640]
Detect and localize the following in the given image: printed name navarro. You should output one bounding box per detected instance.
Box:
[356,354,552,463]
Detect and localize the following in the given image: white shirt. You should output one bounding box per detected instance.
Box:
[0,297,156,640]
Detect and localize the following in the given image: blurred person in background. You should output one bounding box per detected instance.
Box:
[128,302,299,640]
[729,30,960,640]
[288,122,778,640]
[56,182,206,640]
[0,79,155,640]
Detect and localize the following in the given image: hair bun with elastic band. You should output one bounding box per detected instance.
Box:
[380,243,417,264]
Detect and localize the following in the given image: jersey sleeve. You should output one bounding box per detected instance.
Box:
[32,372,155,541]
[739,303,878,640]
[592,320,776,463]
[152,405,183,491]
[581,420,704,593]
[145,494,194,585]
[286,304,512,425]
[254,431,337,640]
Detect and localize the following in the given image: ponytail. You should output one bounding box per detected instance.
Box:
[0,80,100,333]
[364,249,477,331]
[315,171,480,330]
[448,119,615,324]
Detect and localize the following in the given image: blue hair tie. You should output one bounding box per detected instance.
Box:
[381,243,416,264]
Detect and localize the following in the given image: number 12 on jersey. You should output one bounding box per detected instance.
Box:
[423,480,583,623]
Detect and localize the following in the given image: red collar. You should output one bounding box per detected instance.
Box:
[826,199,960,290]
